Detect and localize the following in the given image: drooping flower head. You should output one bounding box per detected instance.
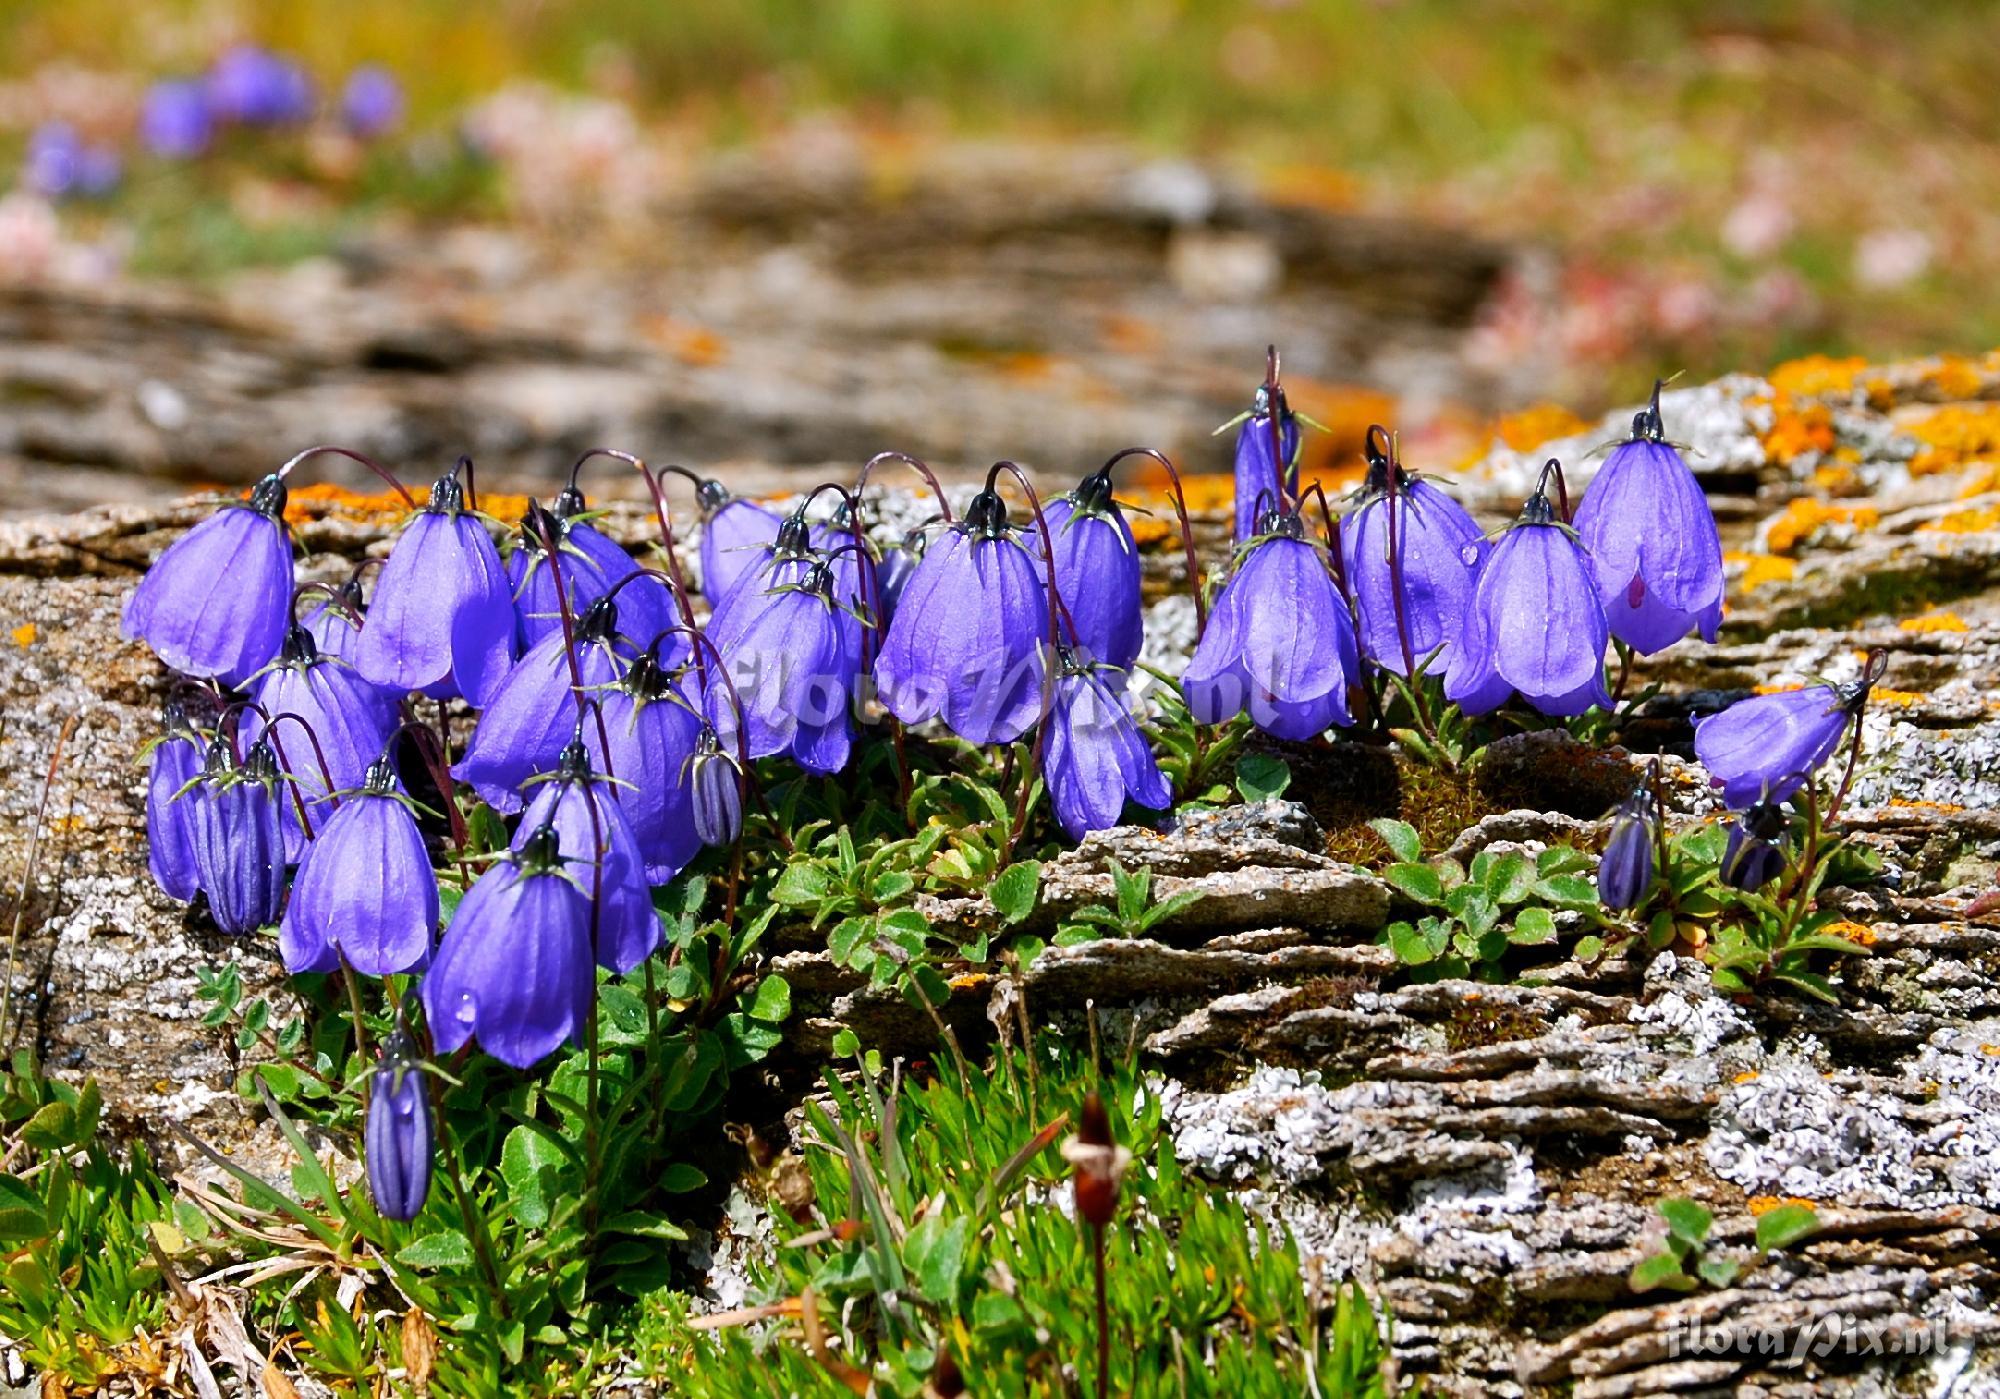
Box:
[586,643,704,884]
[365,1028,432,1223]
[507,491,677,652]
[1229,379,1299,546]
[189,737,289,935]
[704,511,817,645]
[1597,784,1658,912]
[1184,509,1360,740]
[341,66,403,139]
[809,501,882,622]
[875,524,930,627]
[454,595,628,813]
[145,701,208,902]
[1036,469,1142,673]
[421,823,594,1069]
[207,45,313,125]
[280,751,437,976]
[1692,653,1884,810]
[247,621,401,855]
[515,740,662,975]
[300,577,367,664]
[1445,462,1611,718]
[140,80,212,159]
[1042,647,1171,839]
[122,472,293,686]
[1573,382,1725,655]
[876,482,1047,745]
[688,725,744,848]
[356,462,516,705]
[693,475,784,602]
[1719,798,1790,891]
[711,553,862,775]
[1339,427,1486,678]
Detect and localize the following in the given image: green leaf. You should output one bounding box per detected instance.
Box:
[901,1215,971,1304]
[829,915,873,967]
[990,861,1042,924]
[1696,1255,1741,1288]
[746,975,792,1024]
[501,1123,566,1229]
[1509,907,1557,946]
[831,1027,860,1059]
[1754,1202,1820,1253]
[397,1231,476,1269]
[1484,852,1536,905]
[19,1101,76,1152]
[868,871,916,905]
[1234,753,1292,803]
[772,862,832,907]
[1386,921,1435,967]
[1534,874,1601,910]
[720,1013,785,1069]
[1384,862,1445,906]
[1628,1250,1695,1293]
[1367,819,1422,863]
[1575,934,1606,963]
[0,1174,46,1244]
[1658,1197,1712,1244]
[658,1163,709,1195]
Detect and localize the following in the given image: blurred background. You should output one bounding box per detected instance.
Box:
[0,0,1993,509]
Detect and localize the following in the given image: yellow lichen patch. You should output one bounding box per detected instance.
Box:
[1921,354,1987,402]
[1747,1194,1822,1215]
[1260,162,1361,213]
[947,972,989,991]
[1810,462,1861,495]
[638,314,728,368]
[1727,550,1797,591]
[9,622,33,647]
[1982,1044,2000,1057]
[1760,399,1836,466]
[1889,797,1967,813]
[1905,403,2000,476]
[1923,503,2000,534]
[281,482,531,526]
[1732,1071,1760,1084]
[1762,498,1878,555]
[1288,379,1398,479]
[1869,689,1925,707]
[1767,355,1869,398]
[1133,472,1233,516]
[1752,682,1807,695]
[1898,610,1969,633]
[1958,464,2000,498]
[1491,402,1589,454]
[1823,919,1878,947]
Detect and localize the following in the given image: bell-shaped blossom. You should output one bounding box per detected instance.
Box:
[1693,681,1861,809]
[712,560,861,774]
[421,824,593,1069]
[587,649,704,883]
[341,66,403,139]
[189,739,289,935]
[705,514,817,646]
[141,80,212,159]
[875,527,928,626]
[1720,800,1789,891]
[452,597,627,812]
[1036,472,1142,672]
[507,492,677,651]
[1183,515,1359,740]
[1597,791,1657,911]
[246,624,401,856]
[280,755,437,976]
[365,1031,431,1222]
[1042,651,1170,839]
[1230,385,1299,545]
[516,742,662,974]
[122,473,293,686]
[1340,444,1486,677]
[810,510,881,620]
[1573,386,1724,655]
[356,468,515,706]
[301,579,366,663]
[698,481,784,602]
[207,45,313,125]
[876,489,1048,744]
[145,704,207,902]
[689,728,743,847]
[1445,483,1610,718]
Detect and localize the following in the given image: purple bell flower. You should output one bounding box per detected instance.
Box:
[365,1030,431,1222]
[1719,800,1789,891]
[1339,432,1486,678]
[809,506,880,619]
[587,649,705,883]
[246,623,401,856]
[340,66,403,139]
[189,738,289,935]
[705,513,816,647]
[1230,383,1299,546]
[1445,470,1611,718]
[507,492,678,652]
[140,80,213,159]
[122,473,294,687]
[1042,650,1171,839]
[876,487,1047,745]
[301,579,366,663]
[1036,471,1142,672]
[22,124,117,199]
[875,526,928,626]
[1573,385,1725,655]
[1597,790,1657,911]
[688,727,743,848]
[1183,511,1360,740]
[711,557,861,774]
[280,754,436,976]
[516,741,661,974]
[697,480,784,602]
[355,466,516,706]
[145,703,207,901]
[454,597,627,813]
[421,823,593,1069]
[208,46,313,125]
[1693,678,1868,810]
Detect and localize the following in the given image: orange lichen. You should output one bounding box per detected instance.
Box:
[1906,403,2000,476]
[1921,354,1986,402]
[1760,400,1836,466]
[1491,402,1589,454]
[10,622,34,647]
[1898,610,1969,633]
[1763,498,1877,554]
[1889,797,1967,813]
[1921,503,2000,534]
[1752,682,1807,695]
[1747,1194,1821,1215]
[1136,472,1234,515]
[280,482,533,526]
[1732,1071,1760,1084]
[1823,919,1878,947]
[1261,163,1362,213]
[1767,355,1869,398]
[1727,550,1797,591]
[1810,463,1860,495]
[1869,689,1925,707]
[638,314,729,367]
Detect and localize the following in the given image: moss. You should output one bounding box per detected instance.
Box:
[1440,999,1552,1053]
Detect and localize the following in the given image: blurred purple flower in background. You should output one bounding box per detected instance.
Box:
[141,80,214,159]
[341,65,404,139]
[23,124,120,199]
[208,45,314,126]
